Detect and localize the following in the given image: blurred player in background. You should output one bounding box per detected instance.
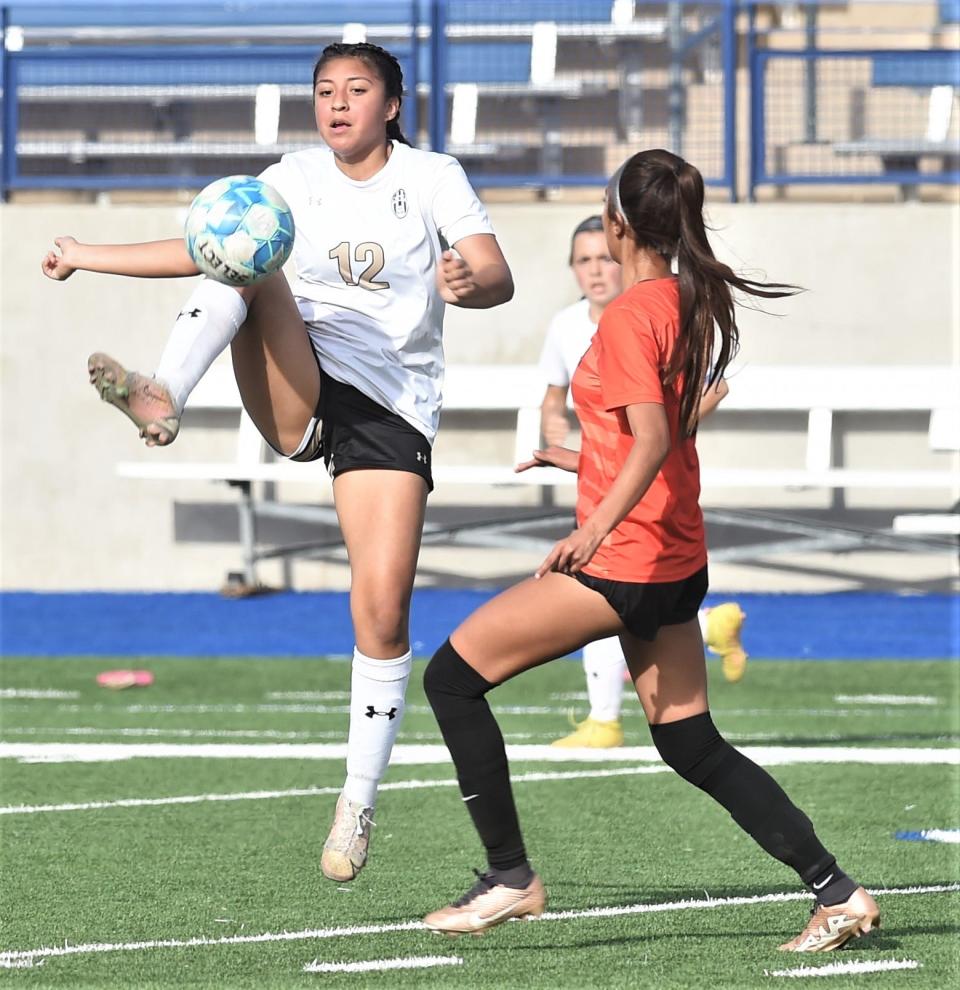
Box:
[421,149,879,951]
[41,42,514,885]
[538,216,747,749]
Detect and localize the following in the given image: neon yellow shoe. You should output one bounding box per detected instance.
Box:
[704,603,748,683]
[551,716,624,748]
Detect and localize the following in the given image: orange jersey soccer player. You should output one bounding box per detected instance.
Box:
[420,149,879,952]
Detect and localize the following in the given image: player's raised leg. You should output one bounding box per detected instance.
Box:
[90,271,321,455]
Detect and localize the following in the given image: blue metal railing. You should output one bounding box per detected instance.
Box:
[749,48,960,199]
[1,0,740,197]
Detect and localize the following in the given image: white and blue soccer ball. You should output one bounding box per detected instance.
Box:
[184,175,295,286]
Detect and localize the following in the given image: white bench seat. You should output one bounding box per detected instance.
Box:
[115,362,960,586]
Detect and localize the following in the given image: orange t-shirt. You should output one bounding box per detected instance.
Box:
[571,277,706,583]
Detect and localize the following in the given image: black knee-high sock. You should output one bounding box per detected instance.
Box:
[423,640,531,880]
[650,712,857,905]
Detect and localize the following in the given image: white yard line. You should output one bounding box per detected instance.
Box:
[0,885,954,967]
[833,694,939,706]
[0,766,671,816]
[766,958,921,978]
[29,701,939,719]
[266,692,351,701]
[303,955,462,974]
[1,741,957,765]
[0,689,79,700]
[0,726,537,743]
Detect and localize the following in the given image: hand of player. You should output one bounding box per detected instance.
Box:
[535,524,604,578]
[515,445,579,474]
[41,236,80,281]
[438,249,477,301]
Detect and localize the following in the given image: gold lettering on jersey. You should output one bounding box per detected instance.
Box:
[329,241,355,285]
[328,241,390,291]
[355,242,390,291]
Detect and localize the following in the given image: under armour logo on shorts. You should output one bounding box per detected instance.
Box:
[365,705,398,719]
[416,450,428,464]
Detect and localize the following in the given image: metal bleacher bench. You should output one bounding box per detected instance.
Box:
[833,50,960,199]
[116,363,960,586]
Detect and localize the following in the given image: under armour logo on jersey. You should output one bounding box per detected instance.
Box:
[178,307,202,319]
[392,188,408,218]
[365,705,398,719]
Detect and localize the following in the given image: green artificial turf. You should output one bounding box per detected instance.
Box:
[1,656,957,988]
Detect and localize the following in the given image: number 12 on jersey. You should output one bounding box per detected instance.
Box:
[329,241,390,291]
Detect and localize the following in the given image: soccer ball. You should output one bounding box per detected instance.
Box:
[184,175,295,286]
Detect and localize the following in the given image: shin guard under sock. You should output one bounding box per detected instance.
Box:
[155,279,248,414]
[650,712,850,895]
[424,639,529,873]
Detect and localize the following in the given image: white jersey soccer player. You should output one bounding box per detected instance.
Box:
[44,42,515,884]
[260,142,493,443]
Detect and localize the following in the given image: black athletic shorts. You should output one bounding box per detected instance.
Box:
[573,564,708,641]
[293,368,434,492]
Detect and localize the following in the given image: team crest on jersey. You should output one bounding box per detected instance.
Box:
[392,188,408,218]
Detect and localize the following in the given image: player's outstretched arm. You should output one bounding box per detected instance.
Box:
[438,233,514,308]
[516,445,579,474]
[535,403,669,577]
[41,236,200,282]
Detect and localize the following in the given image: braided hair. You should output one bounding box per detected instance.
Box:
[312,42,411,146]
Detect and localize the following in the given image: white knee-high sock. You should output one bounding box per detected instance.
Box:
[697,608,709,641]
[583,637,627,722]
[154,279,248,415]
[343,648,412,809]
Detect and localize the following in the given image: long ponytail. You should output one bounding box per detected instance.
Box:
[612,150,799,436]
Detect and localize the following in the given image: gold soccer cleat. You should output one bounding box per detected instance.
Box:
[551,716,624,748]
[424,871,546,935]
[320,794,375,882]
[87,352,180,447]
[704,602,748,683]
[779,887,880,952]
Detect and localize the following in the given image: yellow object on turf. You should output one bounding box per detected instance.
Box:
[551,717,624,748]
[704,602,748,684]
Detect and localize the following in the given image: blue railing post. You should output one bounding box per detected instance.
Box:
[428,0,447,154]
[746,3,760,202]
[0,4,14,200]
[407,0,420,142]
[722,0,737,201]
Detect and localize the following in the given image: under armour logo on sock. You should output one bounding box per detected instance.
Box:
[365,705,398,719]
[178,307,202,318]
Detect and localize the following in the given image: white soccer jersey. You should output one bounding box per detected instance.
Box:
[537,297,597,390]
[259,142,494,444]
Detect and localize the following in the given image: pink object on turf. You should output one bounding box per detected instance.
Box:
[96,669,154,689]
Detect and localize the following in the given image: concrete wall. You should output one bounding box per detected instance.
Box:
[2,201,957,590]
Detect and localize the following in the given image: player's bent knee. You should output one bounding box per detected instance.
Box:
[424,639,492,709]
[649,711,735,786]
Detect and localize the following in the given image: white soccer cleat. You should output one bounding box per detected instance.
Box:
[320,794,375,882]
